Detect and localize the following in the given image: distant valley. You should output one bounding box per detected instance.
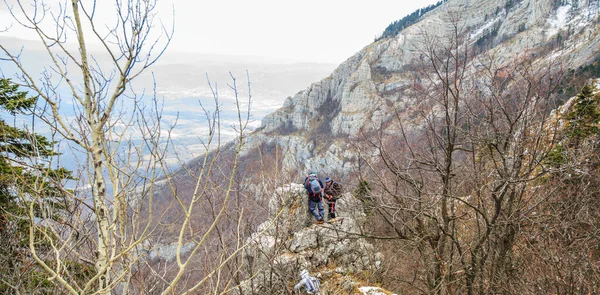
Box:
[0,40,336,169]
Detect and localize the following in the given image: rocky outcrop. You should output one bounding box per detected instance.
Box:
[236,183,389,295]
[247,0,600,176]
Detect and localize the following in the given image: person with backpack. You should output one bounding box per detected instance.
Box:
[304,172,325,224]
[294,269,320,294]
[324,177,343,220]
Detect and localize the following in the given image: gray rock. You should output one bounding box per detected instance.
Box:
[249,0,600,177]
[237,183,382,294]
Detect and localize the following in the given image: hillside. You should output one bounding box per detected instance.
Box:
[7,0,600,293]
[157,0,600,294]
[248,0,600,178]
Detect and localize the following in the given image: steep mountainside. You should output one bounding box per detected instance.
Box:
[235,0,600,178]
[155,0,600,293]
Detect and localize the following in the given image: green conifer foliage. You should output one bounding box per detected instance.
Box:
[565,84,600,143]
[376,1,444,41]
[0,78,75,294]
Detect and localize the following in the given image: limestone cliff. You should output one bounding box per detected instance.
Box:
[243,0,600,176]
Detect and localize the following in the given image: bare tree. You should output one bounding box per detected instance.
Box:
[358,11,564,295]
[512,84,600,294]
[0,1,276,294]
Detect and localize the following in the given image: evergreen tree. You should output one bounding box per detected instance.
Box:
[565,84,600,144]
[0,78,74,293]
[376,1,444,41]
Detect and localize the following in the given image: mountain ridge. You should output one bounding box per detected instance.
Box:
[235,0,600,178]
[156,0,600,293]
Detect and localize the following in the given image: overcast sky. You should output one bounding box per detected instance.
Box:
[1,0,440,64]
[164,0,441,63]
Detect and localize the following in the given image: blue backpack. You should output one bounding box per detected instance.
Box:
[309,179,322,195]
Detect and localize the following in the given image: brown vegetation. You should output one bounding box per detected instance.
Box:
[354,12,600,295]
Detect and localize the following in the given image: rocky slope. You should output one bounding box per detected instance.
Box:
[240,0,600,176]
[160,0,600,292]
[236,184,392,295]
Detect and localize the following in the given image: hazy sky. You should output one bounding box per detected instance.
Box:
[165,0,441,63]
[1,0,440,64]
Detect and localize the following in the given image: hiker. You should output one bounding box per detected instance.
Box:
[304,172,325,224]
[324,177,343,220]
[294,269,320,294]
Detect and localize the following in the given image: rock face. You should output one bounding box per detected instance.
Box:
[180,1,600,290]
[237,184,386,294]
[244,0,600,176]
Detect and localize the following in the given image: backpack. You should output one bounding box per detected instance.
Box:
[309,179,322,195]
[305,276,320,293]
[331,182,343,199]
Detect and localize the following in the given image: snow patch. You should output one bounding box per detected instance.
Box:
[547,5,571,37]
[554,5,571,28]
[470,18,499,41]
